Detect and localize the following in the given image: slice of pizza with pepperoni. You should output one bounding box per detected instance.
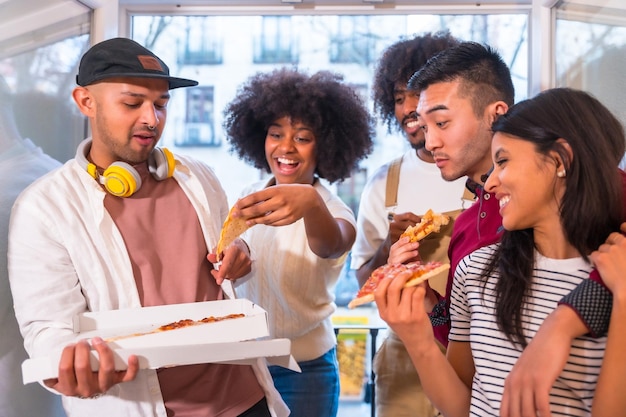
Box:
[347,261,450,309]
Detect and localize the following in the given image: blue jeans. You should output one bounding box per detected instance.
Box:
[269,347,339,417]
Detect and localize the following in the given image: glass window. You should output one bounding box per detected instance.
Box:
[0,34,90,162]
[554,2,626,167]
[131,12,529,204]
[254,16,298,64]
[329,16,374,64]
[179,16,223,65]
[178,86,219,147]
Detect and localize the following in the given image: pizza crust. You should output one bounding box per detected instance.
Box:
[216,205,250,259]
[347,263,450,309]
[401,209,450,242]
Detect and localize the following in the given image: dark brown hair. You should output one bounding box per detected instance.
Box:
[371,31,459,132]
[483,88,624,347]
[408,41,515,117]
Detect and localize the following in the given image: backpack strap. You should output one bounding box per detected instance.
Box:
[385,156,403,209]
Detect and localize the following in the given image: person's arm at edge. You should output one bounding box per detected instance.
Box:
[592,293,626,416]
[590,222,626,416]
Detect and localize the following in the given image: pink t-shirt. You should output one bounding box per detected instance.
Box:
[104,163,263,417]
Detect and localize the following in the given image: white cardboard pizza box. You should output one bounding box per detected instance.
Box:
[22,299,300,384]
[74,298,270,349]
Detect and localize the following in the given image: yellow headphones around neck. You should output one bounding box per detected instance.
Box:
[75,138,175,197]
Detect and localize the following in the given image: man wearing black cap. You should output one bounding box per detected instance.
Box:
[7,38,288,417]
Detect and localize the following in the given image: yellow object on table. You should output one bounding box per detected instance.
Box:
[332,315,369,398]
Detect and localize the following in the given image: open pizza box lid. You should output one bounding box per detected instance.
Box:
[22,298,300,384]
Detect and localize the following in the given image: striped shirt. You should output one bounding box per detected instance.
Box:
[450,244,606,416]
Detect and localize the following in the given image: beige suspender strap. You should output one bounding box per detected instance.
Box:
[461,183,477,209]
[385,156,403,208]
[385,154,476,210]
[462,187,475,202]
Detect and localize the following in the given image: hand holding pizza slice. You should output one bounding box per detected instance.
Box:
[400,209,450,242]
[216,205,250,260]
[347,261,450,309]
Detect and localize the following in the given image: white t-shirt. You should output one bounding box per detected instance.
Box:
[351,149,467,270]
[450,244,605,416]
[235,179,355,362]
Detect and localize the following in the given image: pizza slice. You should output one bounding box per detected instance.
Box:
[216,205,250,259]
[400,209,450,242]
[347,261,450,309]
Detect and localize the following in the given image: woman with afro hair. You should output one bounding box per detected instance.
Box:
[221,67,374,416]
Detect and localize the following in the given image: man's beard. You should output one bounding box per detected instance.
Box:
[410,140,426,151]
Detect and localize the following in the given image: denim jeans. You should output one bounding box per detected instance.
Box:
[269,347,339,417]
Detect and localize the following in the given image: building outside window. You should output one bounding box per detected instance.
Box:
[253,16,299,64]
[177,86,219,147]
[554,4,626,128]
[130,12,529,204]
[554,2,626,168]
[178,16,223,66]
[329,16,375,65]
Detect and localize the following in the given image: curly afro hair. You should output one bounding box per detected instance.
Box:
[223,67,375,184]
[372,31,459,133]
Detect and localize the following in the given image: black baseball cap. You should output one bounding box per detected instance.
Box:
[76,37,198,90]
